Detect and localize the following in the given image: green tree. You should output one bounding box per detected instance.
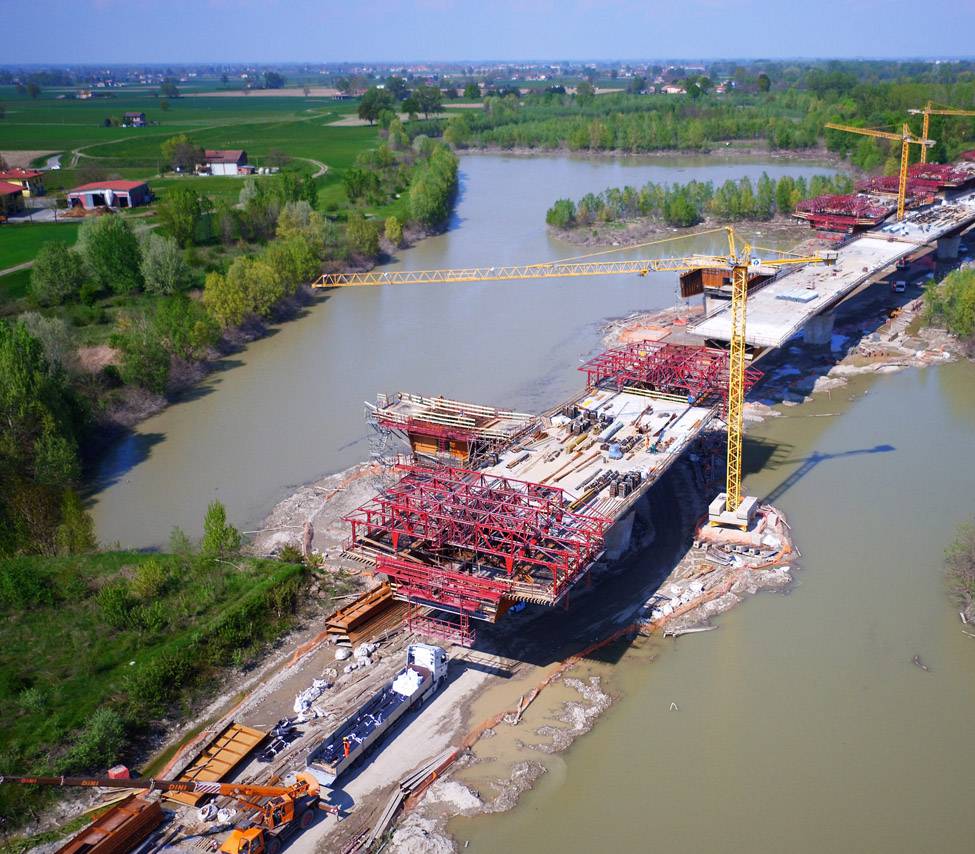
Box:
[157,186,210,246]
[414,85,443,118]
[110,314,170,393]
[26,82,41,99]
[152,295,218,360]
[29,241,86,306]
[160,134,203,172]
[401,96,420,120]
[342,167,379,202]
[262,237,319,295]
[18,313,75,375]
[345,213,379,258]
[201,500,241,557]
[757,72,771,92]
[0,321,83,554]
[160,78,180,98]
[775,175,796,214]
[384,215,403,247]
[54,489,97,555]
[545,198,577,228]
[77,215,143,295]
[575,81,595,104]
[924,268,975,341]
[62,709,126,772]
[263,71,286,89]
[443,115,471,148]
[385,76,409,100]
[463,83,481,100]
[139,233,194,294]
[203,271,248,328]
[358,87,395,124]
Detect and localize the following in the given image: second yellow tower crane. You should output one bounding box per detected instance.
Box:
[824,122,934,221]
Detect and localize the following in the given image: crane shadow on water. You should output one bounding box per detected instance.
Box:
[761,443,896,504]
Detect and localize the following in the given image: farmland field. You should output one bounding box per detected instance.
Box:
[0,221,80,270]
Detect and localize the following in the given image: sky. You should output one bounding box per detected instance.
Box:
[5,0,975,65]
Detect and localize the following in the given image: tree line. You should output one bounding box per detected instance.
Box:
[546,173,855,229]
[422,77,975,164]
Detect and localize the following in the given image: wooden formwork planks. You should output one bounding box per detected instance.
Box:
[164,722,265,806]
[326,583,394,634]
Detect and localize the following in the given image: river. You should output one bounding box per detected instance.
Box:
[88,153,975,852]
[452,362,975,853]
[90,153,834,547]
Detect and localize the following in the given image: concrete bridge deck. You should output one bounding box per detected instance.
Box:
[690,187,975,349]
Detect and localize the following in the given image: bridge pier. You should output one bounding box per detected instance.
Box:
[602,510,635,561]
[936,235,961,261]
[802,310,836,347]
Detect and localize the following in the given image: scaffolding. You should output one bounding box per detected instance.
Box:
[907,162,974,189]
[345,463,612,614]
[405,604,476,647]
[578,341,762,410]
[855,175,935,199]
[368,393,537,468]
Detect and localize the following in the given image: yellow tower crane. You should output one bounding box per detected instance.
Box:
[316,227,836,523]
[824,122,934,221]
[908,101,975,163]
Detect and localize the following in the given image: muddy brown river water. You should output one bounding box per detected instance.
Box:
[89,154,975,853]
[89,153,833,546]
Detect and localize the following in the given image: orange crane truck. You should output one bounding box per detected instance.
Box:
[0,772,338,854]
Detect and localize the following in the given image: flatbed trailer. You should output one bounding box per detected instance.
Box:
[306,644,448,785]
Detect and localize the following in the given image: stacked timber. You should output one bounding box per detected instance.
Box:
[326,583,407,646]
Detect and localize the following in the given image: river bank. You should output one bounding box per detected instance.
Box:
[80,214,450,451]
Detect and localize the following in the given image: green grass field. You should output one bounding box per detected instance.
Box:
[0,222,79,270]
[2,90,379,212]
[0,552,309,764]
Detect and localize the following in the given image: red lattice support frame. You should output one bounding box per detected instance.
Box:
[377,554,507,620]
[347,465,612,602]
[406,604,475,647]
[578,341,762,408]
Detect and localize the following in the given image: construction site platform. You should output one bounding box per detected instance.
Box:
[487,387,716,519]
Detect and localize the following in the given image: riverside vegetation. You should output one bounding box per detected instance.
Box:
[0,500,357,835]
[425,65,975,169]
[544,173,854,230]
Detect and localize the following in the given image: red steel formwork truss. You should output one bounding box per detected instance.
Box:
[907,163,973,189]
[855,175,936,197]
[346,464,612,609]
[377,554,507,621]
[578,341,762,408]
[794,194,892,232]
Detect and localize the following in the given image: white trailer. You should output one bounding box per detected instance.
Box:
[306,644,449,786]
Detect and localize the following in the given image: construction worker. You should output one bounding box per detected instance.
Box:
[343,737,351,759]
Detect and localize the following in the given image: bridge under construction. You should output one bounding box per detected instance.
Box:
[320,155,975,646]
